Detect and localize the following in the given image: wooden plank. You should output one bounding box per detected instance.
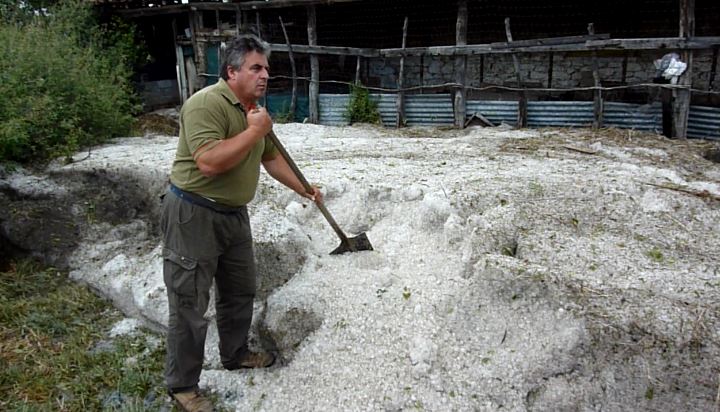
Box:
[587,36,720,50]
[380,36,720,57]
[381,43,598,57]
[270,43,379,57]
[279,16,296,122]
[672,0,695,139]
[396,16,408,128]
[588,23,604,129]
[505,18,527,128]
[488,33,610,49]
[454,0,467,129]
[307,5,319,124]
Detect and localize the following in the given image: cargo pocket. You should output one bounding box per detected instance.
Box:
[163,248,198,308]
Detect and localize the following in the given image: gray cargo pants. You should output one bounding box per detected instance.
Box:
[160,189,257,391]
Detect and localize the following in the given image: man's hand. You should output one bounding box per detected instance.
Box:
[193,105,272,177]
[303,186,324,204]
[246,106,272,137]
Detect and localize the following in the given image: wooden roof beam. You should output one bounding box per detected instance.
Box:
[117,0,366,17]
[269,43,379,57]
[586,36,720,50]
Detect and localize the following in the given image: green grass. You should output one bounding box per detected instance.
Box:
[0,259,167,411]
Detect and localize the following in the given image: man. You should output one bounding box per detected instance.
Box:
[160,34,322,412]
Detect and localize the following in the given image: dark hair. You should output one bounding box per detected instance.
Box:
[220,34,271,81]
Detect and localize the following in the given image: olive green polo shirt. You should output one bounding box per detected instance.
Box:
[170,79,279,207]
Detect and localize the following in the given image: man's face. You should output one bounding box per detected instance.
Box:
[227,51,269,104]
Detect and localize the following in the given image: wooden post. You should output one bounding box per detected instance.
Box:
[189,9,204,92]
[479,55,484,85]
[256,12,262,38]
[621,55,628,84]
[420,54,425,94]
[235,5,241,34]
[307,6,319,124]
[588,23,604,129]
[505,17,527,128]
[709,46,718,91]
[396,16,409,128]
[547,52,554,88]
[216,10,221,80]
[672,0,694,139]
[279,16,296,122]
[172,18,188,103]
[454,0,468,129]
[188,9,198,86]
[355,56,362,85]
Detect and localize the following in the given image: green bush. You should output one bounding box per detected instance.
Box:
[345,83,381,125]
[0,0,140,164]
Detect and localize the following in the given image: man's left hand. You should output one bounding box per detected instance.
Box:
[303,186,323,204]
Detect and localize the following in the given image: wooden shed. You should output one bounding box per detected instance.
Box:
[95,0,720,138]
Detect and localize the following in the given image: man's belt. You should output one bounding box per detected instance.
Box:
[169,183,246,215]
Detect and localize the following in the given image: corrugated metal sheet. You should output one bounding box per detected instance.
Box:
[688,105,720,140]
[402,94,454,126]
[527,101,594,128]
[603,102,662,133]
[319,94,719,140]
[466,100,518,126]
[318,94,349,126]
[373,94,397,126]
[320,94,454,126]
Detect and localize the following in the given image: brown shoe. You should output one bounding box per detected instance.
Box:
[237,350,276,368]
[171,390,213,412]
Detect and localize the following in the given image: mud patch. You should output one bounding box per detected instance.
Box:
[704,148,720,164]
[0,169,156,268]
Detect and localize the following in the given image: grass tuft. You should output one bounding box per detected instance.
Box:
[0,259,168,411]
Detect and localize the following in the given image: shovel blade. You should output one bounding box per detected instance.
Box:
[330,232,373,255]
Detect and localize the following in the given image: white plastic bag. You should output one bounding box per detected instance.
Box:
[654,53,687,84]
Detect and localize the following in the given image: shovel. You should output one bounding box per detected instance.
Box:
[265,133,374,255]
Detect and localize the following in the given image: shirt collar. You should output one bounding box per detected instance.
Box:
[216,78,244,109]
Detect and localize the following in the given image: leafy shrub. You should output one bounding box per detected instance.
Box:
[0,0,140,164]
[345,83,381,125]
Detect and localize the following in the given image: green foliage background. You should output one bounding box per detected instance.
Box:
[345,83,381,125]
[0,0,140,164]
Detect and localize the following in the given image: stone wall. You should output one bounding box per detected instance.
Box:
[369,50,719,93]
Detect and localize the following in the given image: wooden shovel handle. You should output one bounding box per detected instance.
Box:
[265,132,350,243]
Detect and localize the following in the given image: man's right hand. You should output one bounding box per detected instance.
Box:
[246,106,273,137]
